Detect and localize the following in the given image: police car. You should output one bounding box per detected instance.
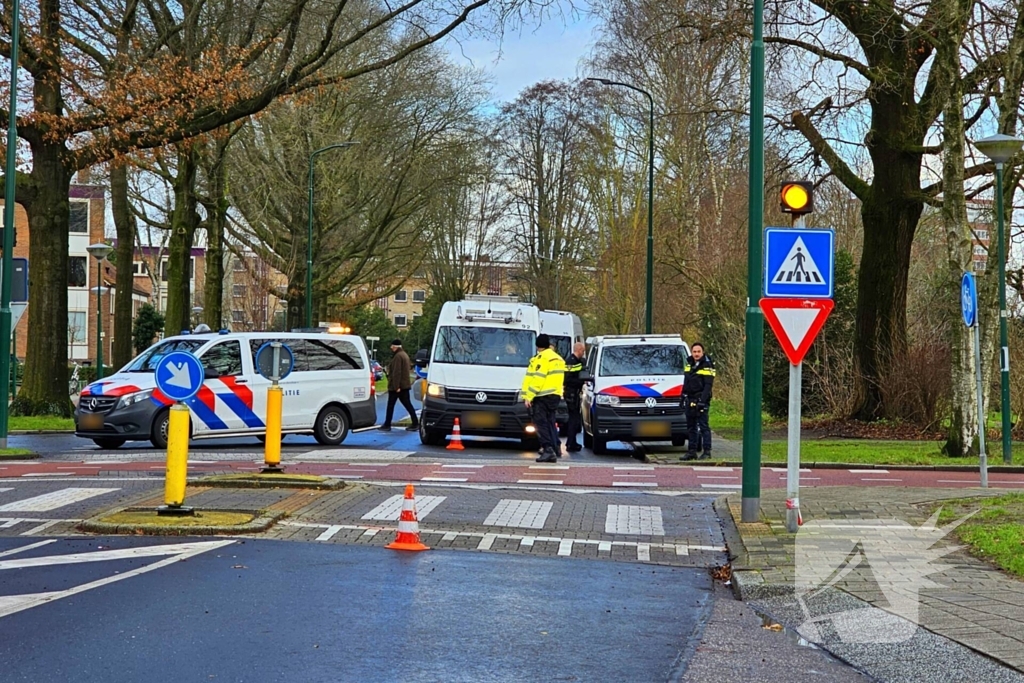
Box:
[74,330,376,449]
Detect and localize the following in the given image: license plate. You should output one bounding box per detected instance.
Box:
[463,411,499,429]
[634,420,670,437]
[79,413,104,430]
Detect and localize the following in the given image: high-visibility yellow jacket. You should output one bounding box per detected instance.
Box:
[521,347,566,401]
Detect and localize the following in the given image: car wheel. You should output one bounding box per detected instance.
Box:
[255,435,267,444]
[314,405,350,445]
[521,436,541,450]
[671,435,687,447]
[93,437,126,450]
[150,409,170,449]
[583,427,593,449]
[592,436,609,456]
[419,421,446,447]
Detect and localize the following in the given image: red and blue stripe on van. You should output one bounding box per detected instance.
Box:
[600,383,682,398]
[150,377,265,430]
[81,382,141,397]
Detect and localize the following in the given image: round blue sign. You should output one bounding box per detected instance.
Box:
[154,351,205,402]
[961,272,978,327]
[255,342,294,381]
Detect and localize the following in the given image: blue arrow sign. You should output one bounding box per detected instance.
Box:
[961,272,978,327]
[154,351,205,402]
[764,228,835,298]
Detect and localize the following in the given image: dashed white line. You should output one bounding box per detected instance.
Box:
[614,466,654,471]
[700,484,742,489]
[861,478,902,482]
[0,488,120,512]
[420,477,468,483]
[442,464,484,469]
[557,539,573,556]
[697,475,738,479]
[693,466,733,472]
[611,481,657,487]
[21,473,71,477]
[529,465,569,470]
[516,480,563,485]
[850,469,887,474]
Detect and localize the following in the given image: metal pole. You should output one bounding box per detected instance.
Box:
[645,90,654,334]
[96,260,105,380]
[0,0,20,448]
[786,361,802,532]
[741,0,766,522]
[975,322,989,488]
[995,162,1013,464]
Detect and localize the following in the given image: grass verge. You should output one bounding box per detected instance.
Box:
[99,510,256,527]
[0,448,36,458]
[760,440,1024,466]
[934,494,1024,578]
[9,416,74,431]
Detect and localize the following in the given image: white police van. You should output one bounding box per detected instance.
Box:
[540,309,584,433]
[417,296,541,446]
[74,330,376,449]
[580,334,690,454]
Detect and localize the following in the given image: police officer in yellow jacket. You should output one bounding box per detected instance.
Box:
[521,334,566,463]
[681,342,716,461]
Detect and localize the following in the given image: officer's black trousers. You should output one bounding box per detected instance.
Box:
[533,395,560,454]
[685,401,712,454]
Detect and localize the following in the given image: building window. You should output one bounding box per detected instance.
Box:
[69,201,89,234]
[68,311,86,345]
[233,284,246,297]
[412,289,426,303]
[68,256,87,287]
[394,290,408,302]
[233,259,245,272]
[132,261,146,276]
[394,314,407,327]
[232,310,244,323]
[975,229,989,240]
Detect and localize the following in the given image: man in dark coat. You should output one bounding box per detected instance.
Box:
[381,339,420,431]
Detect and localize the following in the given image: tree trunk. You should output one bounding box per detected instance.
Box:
[12,147,72,416]
[203,153,227,330]
[111,164,135,366]
[286,274,305,330]
[164,148,199,335]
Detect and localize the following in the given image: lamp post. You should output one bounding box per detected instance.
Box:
[586,77,655,333]
[306,142,359,328]
[87,243,113,379]
[975,133,1024,464]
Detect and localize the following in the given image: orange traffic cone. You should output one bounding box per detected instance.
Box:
[447,417,465,450]
[385,484,430,551]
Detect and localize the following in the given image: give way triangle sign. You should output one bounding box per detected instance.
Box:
[760,298,834,365]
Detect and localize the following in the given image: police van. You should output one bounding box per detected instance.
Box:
[540,309,584,433]
[580,334,690,454]
[417,296,541,446]
[74,330,376,449]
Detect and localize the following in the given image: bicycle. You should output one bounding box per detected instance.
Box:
[69,362,81,396]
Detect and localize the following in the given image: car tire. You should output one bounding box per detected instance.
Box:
[521,436,541,450]
[671,435,687,447]
[93,437,126,450]
[583,427,593,449]
[314,405,350,446]
[255,435,267,444]
[592,436,609,455]
[150,409,171,449]
[419,421,446,447]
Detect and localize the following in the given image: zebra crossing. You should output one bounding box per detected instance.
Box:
[0,486,122,536]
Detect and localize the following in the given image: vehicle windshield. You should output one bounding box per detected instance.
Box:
[124,339,205,372]
[433,326,536,367]
[549,335,572,360]
[598,345,687,377]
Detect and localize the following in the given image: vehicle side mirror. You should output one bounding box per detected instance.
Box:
[415,349,430,366]
[203,367,220,379]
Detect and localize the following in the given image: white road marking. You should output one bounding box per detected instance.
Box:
[0,540,233,571]
[0,539,57,558]
[306,449,412,461]
[520,537,534,547]
[0,488,11,493]
[21,520,66,536]
[936,479,984,484]
[84,461,128,465]
[529,465,569,470]
[333,475,363,480]
[441,532,458,542]
[315,525,344,542]
[700,484,742,489]
[516,480,563,485]
[420,477,467,483]
[611,481,657,487]
[605,505,665,535]
[598,541,612,552]
[697,475,738,479]
[362,529,379,538]
[21,473,71,477]
[614,466,654,471]
[57,466,101,470]
[850,469,887,474]
[484,500,553,529]
[613,473,656,478]
[780,476,821,480]
[770,468,810,473]
[0,540,234,620]
[478,534,497,551]
[861,478,902,482]
[361,495,446,521]
[442,464,484,469]
[0,488,119,512]
[637,544,651,562]
[693,466,733,472]
[557,539,573,556]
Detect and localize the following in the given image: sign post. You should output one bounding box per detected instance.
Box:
[154,351,205,515]
[762,224,835,533]
[962,273,988,488]
[255,341,294,473]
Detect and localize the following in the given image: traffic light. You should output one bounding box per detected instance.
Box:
[780,181,813,215]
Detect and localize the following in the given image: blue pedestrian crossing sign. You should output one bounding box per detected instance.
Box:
[961,272,978,327]
[764,228,835,298]
[154,351,205,402]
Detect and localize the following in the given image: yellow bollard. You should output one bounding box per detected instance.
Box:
[263,384,283,471]
[163,403,190,509]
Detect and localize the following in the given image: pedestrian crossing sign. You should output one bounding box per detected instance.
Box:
[763,228,834,298]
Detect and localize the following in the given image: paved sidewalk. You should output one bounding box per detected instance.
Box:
[726,486,1024,677]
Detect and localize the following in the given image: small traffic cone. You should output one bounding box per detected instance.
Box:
[385,484,430,551]
[447,417,465,450]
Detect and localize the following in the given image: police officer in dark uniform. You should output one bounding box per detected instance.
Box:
[681,342,715,461]
[563,342,586,452]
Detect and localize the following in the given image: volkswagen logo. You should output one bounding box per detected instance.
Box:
[645,397,657,409]
[475,392,488,403]
[89,398,99,410]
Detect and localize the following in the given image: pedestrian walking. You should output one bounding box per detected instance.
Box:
[521,334,566,463]
[680,342,715,461]
[563,341,586,452]
[381,339,420,432]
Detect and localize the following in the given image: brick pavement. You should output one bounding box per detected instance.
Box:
[726,486,1024,672]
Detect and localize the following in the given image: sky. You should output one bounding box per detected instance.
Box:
[444,11,599,105]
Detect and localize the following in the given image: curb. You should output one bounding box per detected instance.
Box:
[199,474,345,491]
[78,506,285,536]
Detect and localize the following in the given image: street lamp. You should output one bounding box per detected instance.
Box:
[86,243,113,379]
[975,133,1024,464]
[307,142,359,328]
[586,77,655,334]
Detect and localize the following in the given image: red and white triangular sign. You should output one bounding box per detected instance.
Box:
[760,298,834,365]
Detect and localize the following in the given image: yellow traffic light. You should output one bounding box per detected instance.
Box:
[780,181,813,215]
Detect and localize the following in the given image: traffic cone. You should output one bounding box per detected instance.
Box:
[447,417,465,450]
[385,484,430,551]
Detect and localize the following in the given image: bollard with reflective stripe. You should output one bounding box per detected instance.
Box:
[263,385,283,470]
[160,402,192,514]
